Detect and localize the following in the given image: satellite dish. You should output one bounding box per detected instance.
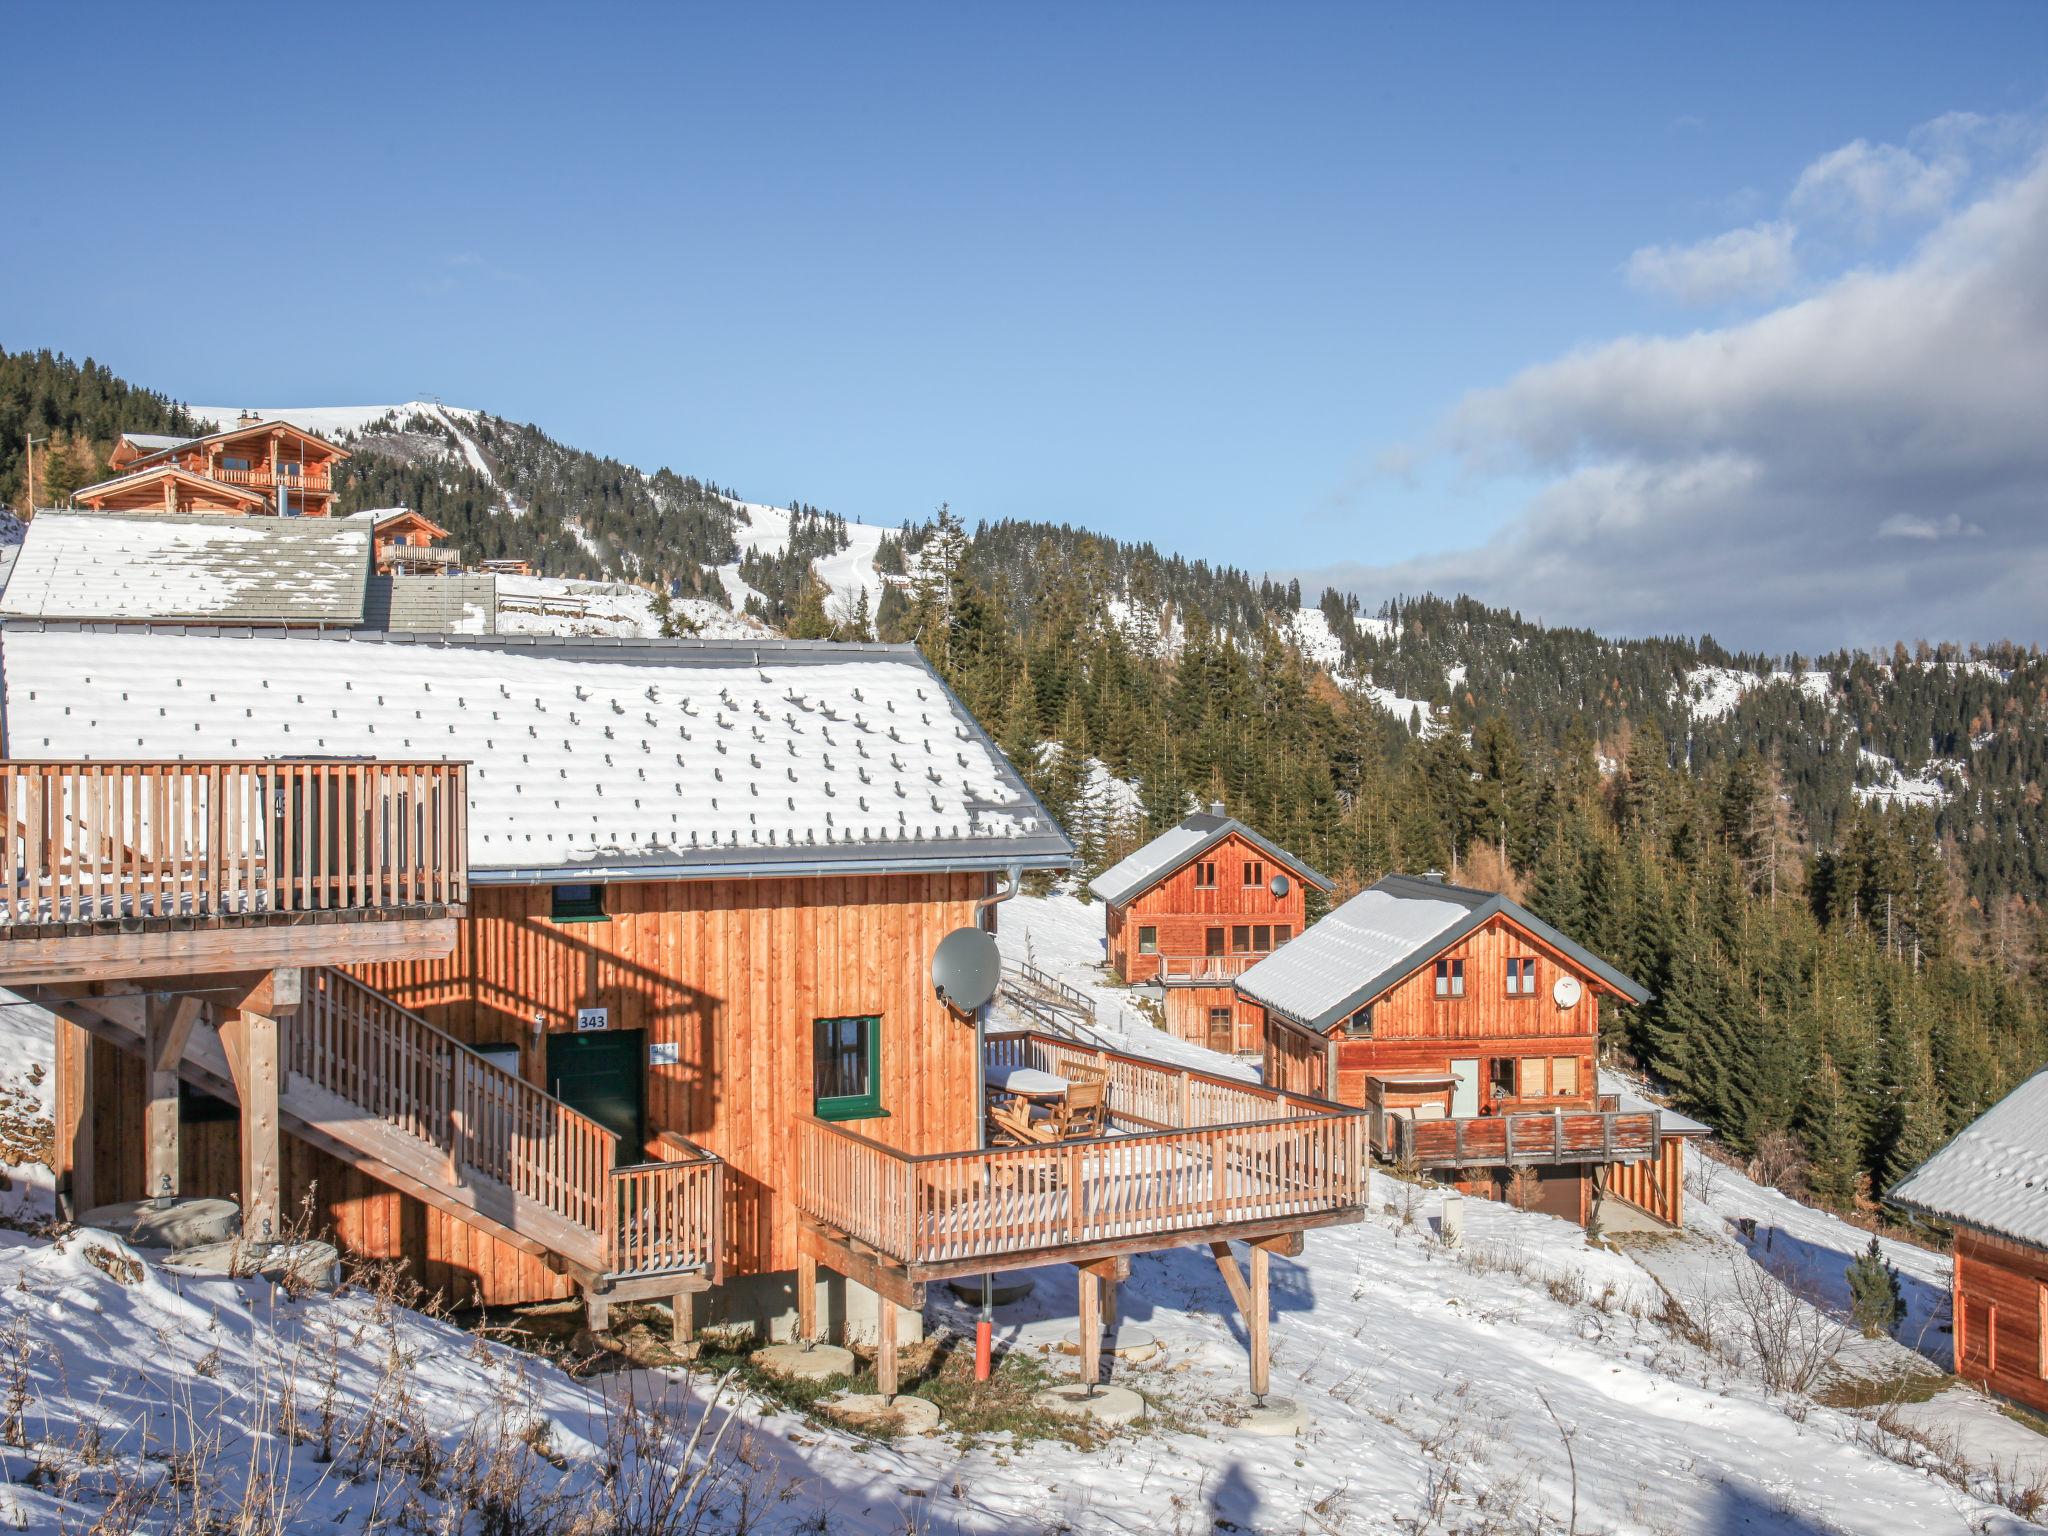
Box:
[932,927,1002,1014]
[1552,974,1583,1010]
[1269,873,1291,898]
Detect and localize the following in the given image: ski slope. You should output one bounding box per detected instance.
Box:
[714,499,893,635]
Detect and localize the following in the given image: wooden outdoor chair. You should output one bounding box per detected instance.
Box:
[1054,1080,1107,1139]
[988,1097,1060,1148]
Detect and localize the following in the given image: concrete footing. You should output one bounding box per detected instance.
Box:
[752,1342,855,1383]
[1034,1383,1146,1424]
[1058,1324,1162,1363]
[1238,1396,1310,1436]
[78,1198,240,1252]
[710,1268,924,1346]
[945,1274,1035,1307]
[822,1392,941,1435]
[163,1238,340,1289]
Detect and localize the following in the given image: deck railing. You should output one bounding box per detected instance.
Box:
[293,968,618,1240]
[1378,1106,1660,1168]
[797,1031,1364,1268]
[1156,954,1263,983]
[212,463,334,492]
[0,760,467,927]
[611,1133,724,1281]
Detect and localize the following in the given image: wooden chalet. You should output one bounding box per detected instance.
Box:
[77,416,348,518]
[1889,1072,2048,1414]
[1240,874,1690,1228]
[373,509,461,575]
[0,627,1365,1395]
[1090,805,1330,1054]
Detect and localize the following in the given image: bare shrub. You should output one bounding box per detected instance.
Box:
[1723,1256,1848,1396]
[1746,1131,1808,1196]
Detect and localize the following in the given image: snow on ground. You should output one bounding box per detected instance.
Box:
[1853,747,1966,808]
[1272,611,1448,735]
[1103,595,1185,659]
[1680,666,1839,721]
[714,499,893,635]
[1278,607,1347,672]
[185,402,453,440]
[494,574,764,640]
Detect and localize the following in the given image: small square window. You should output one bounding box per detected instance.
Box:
[1520,1057,1549,1097]
[1231,925,1252,954]
[1253,924,1271,951]
[1194,861,1217,889]
[1435,958,1465,998]
[1243,860,1265,887]
[1506,956,1537,996]
[1344,1006,1374,1039]
[1551,1056,1578,1096]
[1206,928,1225,957]
[1137,925,1158,954]
[550,884,608,922]
[813,1015,884,1120]
[1274,924,1292,945]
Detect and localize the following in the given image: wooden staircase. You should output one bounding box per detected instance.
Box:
[48,968,721,1298]
[996,959,1101,1042]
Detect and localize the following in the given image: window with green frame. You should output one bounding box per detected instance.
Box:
[812,1015,885,1120]
[550,884,608,922]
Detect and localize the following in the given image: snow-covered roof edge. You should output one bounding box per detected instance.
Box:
[1087,812,1331,907]
[1887,1070,2048,1249]
[0,625,1078,884]
[1241,874,1653,1030]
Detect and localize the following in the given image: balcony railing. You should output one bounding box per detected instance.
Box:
[0,759,468,927]
[794,1031,1365,1271]
[1157,954,1263,983]
[1376,1106,1659,1169]
[612,1133,724,1282]
[382,544,462,570]
[211,464,334,493]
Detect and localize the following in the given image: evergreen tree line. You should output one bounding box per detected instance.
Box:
[882,514,2048,1213]
[0,347,201,512]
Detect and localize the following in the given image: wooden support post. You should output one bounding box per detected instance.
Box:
[796,1249,819,1343]
[586,1290,610,1334]
[225,1006,281,1244]
[670,1289,695,1346]
[143,998,183,1204]
[876,1294,899,1397]
[1078,1265,1101,1388]
[53,1016,93,1218]
[1209,1240,1251,1317]
[1249,1243,1271,1400]
[1102,1270,1119,1334]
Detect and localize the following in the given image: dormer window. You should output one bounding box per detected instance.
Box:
[1506,957,1537,996]
[1434,958,1464,998]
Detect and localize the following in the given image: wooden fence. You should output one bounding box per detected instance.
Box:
[611,1133,724,1281]
[1381,1107,1659,1168]
[0,760,467,926]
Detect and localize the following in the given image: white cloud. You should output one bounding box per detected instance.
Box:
[1306,130,2048,651]
[1624,221,1798,306]
[1789,138,1965,230]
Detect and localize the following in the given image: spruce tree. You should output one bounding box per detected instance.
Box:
[1846,1236,1904,1338]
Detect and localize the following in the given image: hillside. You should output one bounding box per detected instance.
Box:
[6,347,2047,1215]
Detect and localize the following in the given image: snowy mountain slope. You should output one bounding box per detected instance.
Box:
[494,574,766,641]
[186,402,469,442]
[716,498,893,632]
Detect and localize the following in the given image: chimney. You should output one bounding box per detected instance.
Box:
[1209,799,1226,818]
[1419,869,1445,883]
[237,410,261,427]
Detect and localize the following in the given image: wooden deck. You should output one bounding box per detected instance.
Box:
[1375,1105,1659,1169]
[0,760,468,980]
[794,1030,1365,1280]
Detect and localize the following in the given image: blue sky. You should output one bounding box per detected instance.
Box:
[6,3,2047,647]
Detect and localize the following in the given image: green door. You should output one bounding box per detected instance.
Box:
[547,1029,645,1166]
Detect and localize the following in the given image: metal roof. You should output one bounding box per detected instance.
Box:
[0,510,371,625]
[1237,874,1653,1030]
[0,627,1075,883]
[1888,1071,2048,1248]
[1087,811,1331,906]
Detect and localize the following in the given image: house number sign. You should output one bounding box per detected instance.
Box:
[576,1007,609,1032]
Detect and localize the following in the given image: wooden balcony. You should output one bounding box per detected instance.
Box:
[1374,1104,1659,1169]
[211,464,334,494]
[794,1031,1365,1281]
[0,760,468,982]
[1157,953,1262,984]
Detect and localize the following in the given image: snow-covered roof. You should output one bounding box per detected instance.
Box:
[74,462,271,507]
[1888,1072,2048,1248]
[1087,811,1329,907]
[0,628,1075,883]
[0,511,371,625]
[364,574,497,634]
[1238,874,1653,1030]
[119,432,196,454]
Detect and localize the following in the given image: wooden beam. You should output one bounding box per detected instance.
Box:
[886,1208,1361,1286]
[1079,1265,1101,1387]
[1249,1243,1271,1399]
[796,1247,819,1343]
[0,916,459,986]
[797,1222,926,1312]
[53,1015,92,1217]
[143,997,188,1203]
[1209,1241,1252,1317]
[225,1007,281,1244]
[876,1291,900,1397]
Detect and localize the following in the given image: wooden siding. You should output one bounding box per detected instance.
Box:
[1953,1228,2048,1415]
[1106,832,1309,983]
[351,872,988,1290]
[1350,915,1601,1045]
[1163,983,1260,1054]
[1605,1134,1686,1226]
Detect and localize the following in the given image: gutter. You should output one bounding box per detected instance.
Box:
[468,850,1071,885]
